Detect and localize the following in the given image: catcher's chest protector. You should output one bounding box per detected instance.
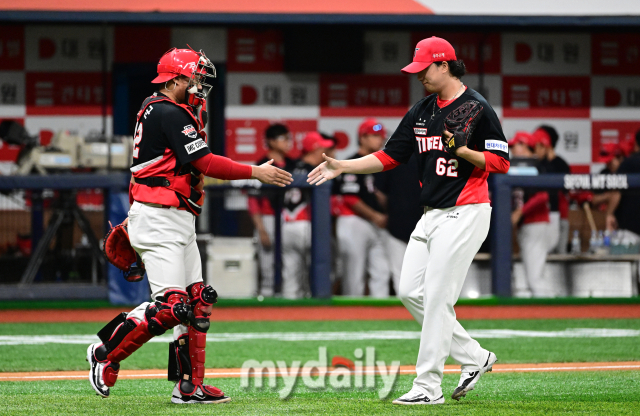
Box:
[130,94,206,215]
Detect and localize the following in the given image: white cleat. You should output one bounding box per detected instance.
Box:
[392,386,444,405]
[86,343,109,398]
[451,351,497,401]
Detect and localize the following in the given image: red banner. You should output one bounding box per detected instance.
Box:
[25,73,111,115]
[502,76,590,118]
[0,25,24,70]
[227,29,284,72]
[114,26,170,63]
[591,121,640,163]
[592,34,640,76]
[225,119,317,162]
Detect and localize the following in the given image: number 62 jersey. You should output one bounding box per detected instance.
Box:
[376,87,510,208]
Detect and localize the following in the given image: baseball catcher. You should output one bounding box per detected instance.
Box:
[87,47,292,404]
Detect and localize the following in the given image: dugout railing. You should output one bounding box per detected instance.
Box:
[490,173,640,297]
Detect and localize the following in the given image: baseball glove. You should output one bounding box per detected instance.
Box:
[442,100,484,156]
[103,221,145,282]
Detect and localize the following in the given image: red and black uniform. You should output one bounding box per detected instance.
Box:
[247,156,295,217]
[332,152,385,216]
[374,88,510,207]
[130,92,252,216]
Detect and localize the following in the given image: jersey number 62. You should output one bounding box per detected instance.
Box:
[436,157,458,177]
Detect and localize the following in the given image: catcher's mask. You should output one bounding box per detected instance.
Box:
[152,47,217,108]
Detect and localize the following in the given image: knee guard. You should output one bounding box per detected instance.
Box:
[94,289,190,387]
[168,283,221,397]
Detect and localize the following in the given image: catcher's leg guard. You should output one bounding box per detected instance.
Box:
[93,289,190,387]
[169,283,230,404]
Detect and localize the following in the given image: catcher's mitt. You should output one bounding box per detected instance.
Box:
[103,221,145,282]
[442,100,484,156]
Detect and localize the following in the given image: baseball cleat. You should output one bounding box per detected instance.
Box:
[86,343,109,398]
[171,383,231,404]
[392,386,444,405]
[451,351,497,401]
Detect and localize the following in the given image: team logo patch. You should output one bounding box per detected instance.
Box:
[485,140,509,153]
[182,124,198,139]
[184,139,208,154]
[414,128,427,135]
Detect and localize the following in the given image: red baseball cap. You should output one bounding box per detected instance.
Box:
[531,128,552,148]
[600,143,622,163]
[508,131,534,148]
[358,118,387,137]
[401,37,457,74]
[302,131,334,154]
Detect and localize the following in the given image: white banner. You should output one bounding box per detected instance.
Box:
[25,25,114,72]
[501,33,590,75]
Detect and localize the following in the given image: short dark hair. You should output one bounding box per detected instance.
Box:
[435,60,466,79]
[537,125,559,148]
[265,123,289,141]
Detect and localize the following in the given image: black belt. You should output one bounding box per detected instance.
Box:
[134,177,170,187]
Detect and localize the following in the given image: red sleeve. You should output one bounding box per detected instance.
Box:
[342,195,361,209]
[372,150,400,172]
[128,181,134,205]
[192,153,253,180]
[522,192,549,217]
[483,152,510,173]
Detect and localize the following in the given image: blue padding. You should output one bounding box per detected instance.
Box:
[107,192,150,305]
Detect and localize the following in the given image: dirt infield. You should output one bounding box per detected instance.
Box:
[1,304,640,323]
[2,361,639,382]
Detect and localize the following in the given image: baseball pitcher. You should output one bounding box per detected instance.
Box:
[308,37,510,405]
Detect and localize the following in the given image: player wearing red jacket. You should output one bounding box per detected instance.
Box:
[309,37,509,405]
[87,48,291,404]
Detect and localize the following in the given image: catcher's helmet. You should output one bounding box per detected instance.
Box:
[152,47,216,104]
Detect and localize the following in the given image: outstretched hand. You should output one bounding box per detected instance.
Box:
[307,153,343,186]
[252,159,293,187]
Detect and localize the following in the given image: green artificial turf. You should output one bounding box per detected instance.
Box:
[2,372,639,415]
[2,296,640,309]
[0,319,639,372]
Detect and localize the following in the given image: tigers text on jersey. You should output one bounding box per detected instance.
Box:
[129,92,211,213]
[383,88,509,208]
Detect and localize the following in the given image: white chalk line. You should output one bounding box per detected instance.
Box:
[0,328,638,345]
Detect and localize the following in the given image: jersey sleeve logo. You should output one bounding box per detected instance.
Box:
[185,139,208,154]
[485,140,508,153]
[182,124,198,139]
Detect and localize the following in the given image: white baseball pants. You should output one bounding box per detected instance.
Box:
[126,201,203,340]
[336,215,391,297]
[281,220,311,299]
[518,221,559,297]
[255,215,275,296]
[398,203,492,400]
[381,230,407,294]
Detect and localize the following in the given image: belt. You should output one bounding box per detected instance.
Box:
[133,177,170,187]
[138,201,174,210]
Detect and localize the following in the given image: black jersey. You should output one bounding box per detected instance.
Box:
[283,159,313,221]
[615,152,640,235]
[130,92,210,172]
[332,152,384,214]
[382,88,509,208]
[537,156,571,212]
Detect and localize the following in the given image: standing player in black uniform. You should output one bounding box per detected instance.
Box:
[248,124,295,296]
[308,37,510,404]
[332,119,391,297]
[533,126,571,253]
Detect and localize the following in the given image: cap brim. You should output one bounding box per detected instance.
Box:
[401,61,431,74]
[318,139,335,148]
[151,73,177,83]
